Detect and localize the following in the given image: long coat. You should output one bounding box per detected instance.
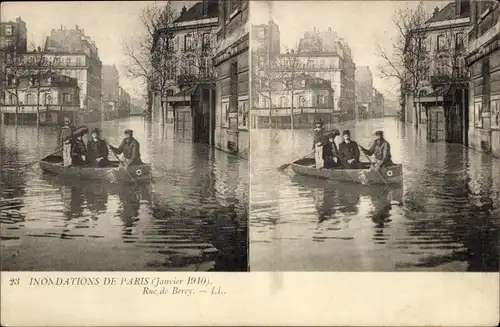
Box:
[111,137,142,165]
[87,138,109,162]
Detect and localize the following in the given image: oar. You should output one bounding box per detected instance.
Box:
[24,147,63,169]
[104,139,137,185]
[359,145,389,187]
[278,149,315,171]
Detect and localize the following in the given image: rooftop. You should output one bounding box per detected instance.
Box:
[426,1,470,24]
[174,1,218,23]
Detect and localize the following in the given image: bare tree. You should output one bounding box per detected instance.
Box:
[251,42,309,129]
[122,1,178,120]
[375,1,432,124]
[1,46,24,125]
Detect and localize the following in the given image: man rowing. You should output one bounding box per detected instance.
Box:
[360,130,393,171]
[109,129,142,168]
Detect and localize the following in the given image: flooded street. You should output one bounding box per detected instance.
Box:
[1,117,248,271]
[250,118,500,271]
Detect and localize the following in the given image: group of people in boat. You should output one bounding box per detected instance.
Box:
[59,117,142,168]
[312,120,393,171]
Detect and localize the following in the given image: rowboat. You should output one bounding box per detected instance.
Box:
[290,158,402,185]
[39,154,152,183]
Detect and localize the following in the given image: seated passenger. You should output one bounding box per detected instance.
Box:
[71,128,88,166]
[87,128,109,167]
[322,129,341,169]
[338,130,360,169]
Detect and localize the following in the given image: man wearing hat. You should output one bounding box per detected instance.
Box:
[110,129,142,167]
[361,130,393,171]
[338,129,360,169]
[87,128,109,167]
[59,116,75,167]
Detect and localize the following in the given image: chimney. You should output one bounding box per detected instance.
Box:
[328,27,332,32]
[434,6,439,16]
[181,6,187,14]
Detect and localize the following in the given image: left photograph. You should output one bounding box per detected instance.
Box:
[0,0,249,271]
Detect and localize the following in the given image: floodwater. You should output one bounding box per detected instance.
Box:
[1,116,248,271]
[250,118,500,271]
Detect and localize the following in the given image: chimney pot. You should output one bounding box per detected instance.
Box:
[434,6,439,15]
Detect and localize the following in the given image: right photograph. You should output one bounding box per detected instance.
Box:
[249,0,500,271]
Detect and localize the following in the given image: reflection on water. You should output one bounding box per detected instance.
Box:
[250,118,499,271]
[1,117,248,271]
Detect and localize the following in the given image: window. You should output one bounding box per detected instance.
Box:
[66,57,71,66]
[184,34,193,50]
[329,59,335,69]
[258,29,265,39]
[202,33,210,50]
[482,58,490,117]
[166,37,174,52]
[320,59,324,68]
[76,58,82,66]
[25,93,34,105]
[8,94,14,105]
[492,99,499,129]
[419,37,427,52]
[455,33,464,51]
[5,25,12,36]
[54,57,61,65]
[63,93,72,104]
[437,35,446,51]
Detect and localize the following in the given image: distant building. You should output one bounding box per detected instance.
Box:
[253,75,335,128]
[117,87,130,118]
[466,0,500,157]
[0,17,27,108]
[372,88,385,118]
[213,0,250,159]
[355,66,373,119]
[44,25,102,112]
[1,72,80,125]
[101,65,120,119]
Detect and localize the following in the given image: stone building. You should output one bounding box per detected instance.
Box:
[372,88,385,118]
[404,1,470,145]
[0,17,27,108]
[101,65,120,119]
[1,72,80,125]
[212,0,249,159]
[151,0,218,138]
[465,0,500,157]
[117,87,130,119]
[355,66,373,119]
[253,75,335,128]
[44,26,102,113]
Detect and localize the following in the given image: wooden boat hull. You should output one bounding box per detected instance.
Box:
[39,155,152,184]
[290,158,402,185]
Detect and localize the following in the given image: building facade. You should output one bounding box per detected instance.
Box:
[213,0,249,159]
[372,88,385,118]
[117,86,131,119]
[355,66,373,119]
[1,72,80,125]
[253,75,335,128]
[44,26,102,112]
[404,0,470,145]
[151,0,218,132]
[101,64,119,117]
[0,17,27,109]
[465,0,500,157]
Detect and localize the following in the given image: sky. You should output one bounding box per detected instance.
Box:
[251,0,446,101]
[1,1,189,98]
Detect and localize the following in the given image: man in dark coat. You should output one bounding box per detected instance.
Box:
[361,130,393,171]
[110,129,142,167]
[71,128,88,166]
[321,129,341,169]
[87,128,109,167]
[338,130,360,169]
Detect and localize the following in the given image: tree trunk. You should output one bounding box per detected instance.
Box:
[290,88,294,130]
[36,87,41,129]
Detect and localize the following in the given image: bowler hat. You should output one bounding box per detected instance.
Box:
[342,130,351,136]
[375,130,384,136]
[124,129,133,135]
